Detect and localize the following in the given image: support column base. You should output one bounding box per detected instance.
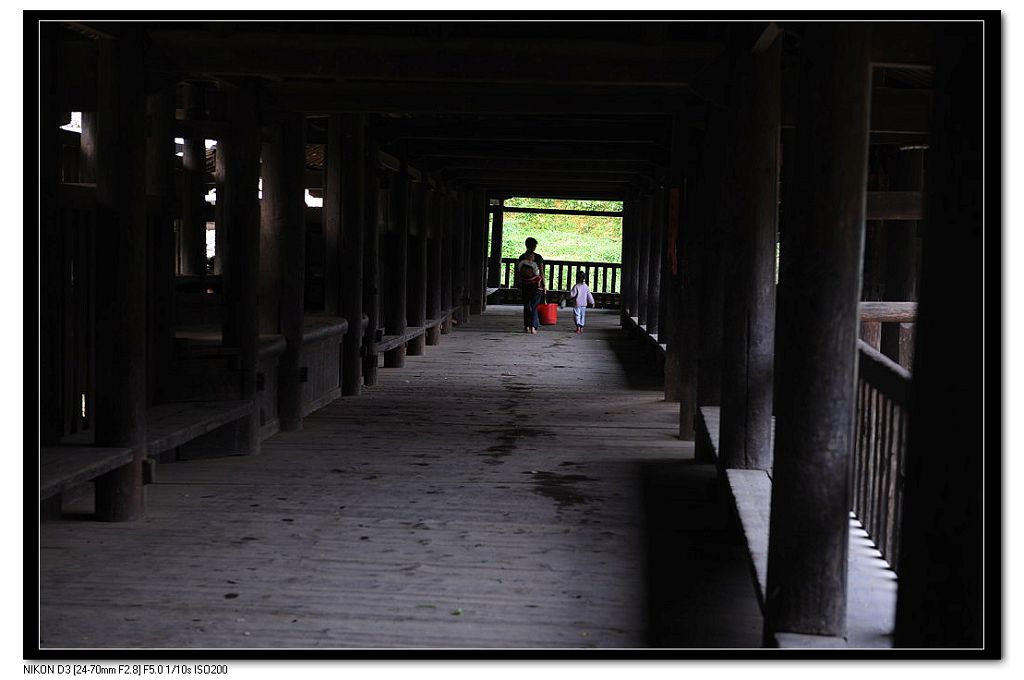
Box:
[363,355,379,386]
[408,335,426,356]
[94,457,145,522]
[426,326,441,345]
[384,345,406,368]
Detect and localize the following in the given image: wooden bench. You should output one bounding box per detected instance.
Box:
[375,326,426,353]
[146,400,252,455]
[44,400,255,517]
[624,315,667,355]
[40,445,136,519]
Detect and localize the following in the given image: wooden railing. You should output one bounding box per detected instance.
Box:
[498,257,621,294]
[852,338,912,572]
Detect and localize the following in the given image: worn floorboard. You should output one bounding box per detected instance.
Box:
[38,307,762,650]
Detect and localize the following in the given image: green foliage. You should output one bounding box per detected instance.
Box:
[491,197,623,263]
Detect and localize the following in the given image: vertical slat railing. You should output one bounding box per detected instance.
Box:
[852,338,912,571]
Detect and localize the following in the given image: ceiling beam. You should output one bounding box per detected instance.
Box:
[265,82,694,115]
[147,29,724,86]
[374,118,672,144]
[407,139,665,164]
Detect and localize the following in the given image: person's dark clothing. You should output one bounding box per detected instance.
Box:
[519,250,545,330]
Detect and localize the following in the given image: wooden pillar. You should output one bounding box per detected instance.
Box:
[636,195,651,326]
[407,181,428,356]
[487,199,504,288]
[426,187,443,345]
[362,163,383,387]
[676,130,707,437]
[880,148,923,368]
[39,26,64,446]
[145,86,177,406]
[213,137,226,277]
[180,83,208,277]
[92,31,147,520]
[646,187,664,336]
[324,114,343,319]
[456,191,471,323]
[662,120,685,400]
[384,161,409,368]
[441,192,454,333]
[79,111,98,183]
[621,199,639,324]
[764,24,871,640]
[340,114,365,396]
[261,113,306,431]
[894,26,983,648]
[219,84,262,455]
[694,110,728,462]
[469,189,486,314]
[719,36,780,472]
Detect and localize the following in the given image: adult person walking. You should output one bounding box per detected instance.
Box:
[518,237,545,334]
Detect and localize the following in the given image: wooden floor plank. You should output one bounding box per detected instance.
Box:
[39,307,762,650]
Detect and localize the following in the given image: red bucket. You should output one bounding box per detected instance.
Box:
[538,303,558,325]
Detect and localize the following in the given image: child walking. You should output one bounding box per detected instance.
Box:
[569,271,596,333]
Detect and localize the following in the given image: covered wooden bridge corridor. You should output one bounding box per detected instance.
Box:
[35,17,991,653]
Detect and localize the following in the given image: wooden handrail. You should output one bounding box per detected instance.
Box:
[859,301,917,323]
[857,339,912,406]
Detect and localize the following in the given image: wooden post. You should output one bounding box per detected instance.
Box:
[457,191,472,323]
[695,109,728,462]
[441,191,454,333]
[764,24,872,640]
[340,114,365,395]
[426,186,443,345]
[362,163,382,387]
[487,198,504,288]
[40,26,64,446]
[894,26,983,649]
[407,180,428,356]
[646,187,664,337]
[676,131,707,438]
[145,86,177,406]
[324,113,343,320]
[213,135,226,277]
[261,113,306,431]
[180,83,208,277]
[621,199,639,324]
[384,160,409,368]
[636,194,651,326]
[880,148,923,368]
[662,118,685,401]
[219,83,262,455]
[719,36,780,472]
[469,189,486,314]
[92,31,147,520]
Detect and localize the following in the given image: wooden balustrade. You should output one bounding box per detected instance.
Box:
[498,257,621,294]
[852,339,912,571]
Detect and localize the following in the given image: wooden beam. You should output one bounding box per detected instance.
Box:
[375,118,672,144]
[496,206,622,218]
[407,139,665,164]
[859,301,917,323]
